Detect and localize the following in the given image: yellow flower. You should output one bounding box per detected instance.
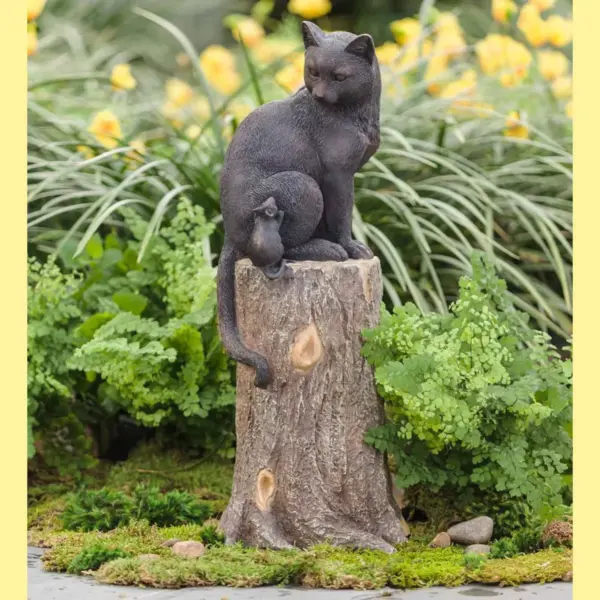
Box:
[565,100,572,120]
[501,38,533,86]
[475,34,507,75]
[537,50,569,81]
[518,5,547,47]
[492,0,517,24]
[434,13,463,37]
[111,64,136,91]
[199,45,241,95]
[88,111,122,149]
[200,45,237,73]
[376,42,401,67]
[434,31,466,60]
[253,38,299,64]
[186,124,202,140]
[275,64,303,93]
[551,75,572,99]
[165,79,194,107]
[287,0,332,20]
[440,69,477,100]
[28,0,47,22]
[546,16,573,48]
[125,139,146,168]
[27,25,38,57]
[76,145,95,160]
[528,0,555,12]
[228,102,253,123]
[504,111,529,139]
[425,54,449,96]
[192,97,211,121]
[275,53,305,92]
[231,18,265,49]
[390,18,421,47]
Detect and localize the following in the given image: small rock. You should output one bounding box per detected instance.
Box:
[171,540,206,558]
[160,538,180,548]
[138,554,160,561]
[464,544,491,555]
[447,516,494,545]
[429,532,451,548]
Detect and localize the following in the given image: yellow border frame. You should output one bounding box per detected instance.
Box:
[573,1,594,599]
[1,1,27,599]
[2,1,591,598]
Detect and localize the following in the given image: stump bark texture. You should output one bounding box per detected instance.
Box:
[219,257,408,552]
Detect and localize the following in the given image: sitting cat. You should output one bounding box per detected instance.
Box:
[217,21,381,387]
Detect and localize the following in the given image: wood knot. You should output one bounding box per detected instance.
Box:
[256,468,275,512]
[290,323,323,372]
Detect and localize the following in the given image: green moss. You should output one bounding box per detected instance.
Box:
[474,548,572,585]
[104,443,234,498]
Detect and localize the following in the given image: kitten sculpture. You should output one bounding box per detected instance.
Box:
[217,21,381,387]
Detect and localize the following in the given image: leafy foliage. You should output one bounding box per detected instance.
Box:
[27,257,96,474]
[28,200,235,471]
[67,544,132,574]
[61,489,133,532]
[61,486,211,532]
[363,252,572,515]
[130,486,212,527]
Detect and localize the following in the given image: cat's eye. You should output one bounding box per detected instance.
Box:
[334,73,348,82]
[308,66,319,78]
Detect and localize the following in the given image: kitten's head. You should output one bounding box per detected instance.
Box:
[301,21,376,107]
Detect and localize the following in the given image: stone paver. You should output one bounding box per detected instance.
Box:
[28,547,572,600]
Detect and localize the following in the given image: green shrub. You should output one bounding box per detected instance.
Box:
[67,544,132,574]
[489,538,518,559]
[61,489,133,532]
[463,552,488,571]
[199,522,226,547]
[363,252,572,515]
[27,256,96,475]
[130,486,211,527]
[61,486,212,532]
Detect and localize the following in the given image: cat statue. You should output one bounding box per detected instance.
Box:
[217,21,381,387]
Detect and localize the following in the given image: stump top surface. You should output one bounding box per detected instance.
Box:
[236,257,380,273]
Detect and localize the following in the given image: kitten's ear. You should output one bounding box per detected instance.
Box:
[302,21,324,49]
[344,34,375,64]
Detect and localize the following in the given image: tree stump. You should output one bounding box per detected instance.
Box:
[219,257,409,553]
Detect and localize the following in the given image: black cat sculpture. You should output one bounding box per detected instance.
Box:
[217,21,381,388]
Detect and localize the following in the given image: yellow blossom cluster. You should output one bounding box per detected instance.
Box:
[517,3,572,48]
[199,45,241,96]
[475,35,533,88]
[275,53,306,93]
[287,0,332,20]
[27,0,47,57]
[111,64,137,91]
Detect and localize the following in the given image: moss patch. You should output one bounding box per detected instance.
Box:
[38,522,572,589]
[28,443,234,540]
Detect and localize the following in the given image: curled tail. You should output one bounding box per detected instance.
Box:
[217,239,273,388]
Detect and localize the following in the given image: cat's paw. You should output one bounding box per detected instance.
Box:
[343,240,374,260]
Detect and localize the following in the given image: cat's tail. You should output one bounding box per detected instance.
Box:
[217,238,273,388]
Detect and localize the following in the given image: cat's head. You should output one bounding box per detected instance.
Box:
[301,21,377,107]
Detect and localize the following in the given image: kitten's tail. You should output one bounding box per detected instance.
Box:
[217,239,273,388]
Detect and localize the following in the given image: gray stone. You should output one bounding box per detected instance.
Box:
[429,532,451,548]
[447,516,494,545]
[464,544,491,555]
[171,541,206,559]
[159,538,180,547]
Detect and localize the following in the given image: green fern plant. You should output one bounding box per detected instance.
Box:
[363,252,572,514]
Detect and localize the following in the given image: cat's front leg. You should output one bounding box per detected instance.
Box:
[321,172,374,260]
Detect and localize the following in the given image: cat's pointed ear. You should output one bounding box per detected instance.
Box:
[302,21,324,49]
[344,34,375,64]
